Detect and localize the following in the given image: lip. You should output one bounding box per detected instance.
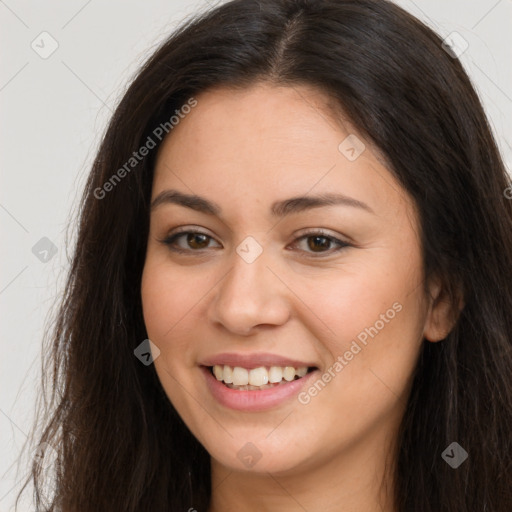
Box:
[200,352,316,369]
[200,364,319,412]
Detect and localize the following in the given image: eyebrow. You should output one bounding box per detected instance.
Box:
[150,189,375,217]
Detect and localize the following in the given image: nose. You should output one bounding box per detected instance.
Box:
[207,245,291,336]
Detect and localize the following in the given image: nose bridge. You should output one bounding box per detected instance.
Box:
[208,239,290,334]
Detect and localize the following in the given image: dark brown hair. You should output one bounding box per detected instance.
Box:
[16,0,512,510]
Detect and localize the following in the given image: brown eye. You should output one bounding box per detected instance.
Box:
[161,230,220,253]
[185,233,210,249]
[306,235,333,252]
[160,228,351,257]
[290,231,351,257]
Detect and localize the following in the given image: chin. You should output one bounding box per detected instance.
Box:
[200,426,321,475]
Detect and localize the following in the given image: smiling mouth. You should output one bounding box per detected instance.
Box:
[208,364,317,391]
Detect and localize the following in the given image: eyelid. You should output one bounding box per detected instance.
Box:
[158,227,221,251]
[159,226,352,256]
[293,227,349,243]
[287,229,351,256]
[165,225,216,239]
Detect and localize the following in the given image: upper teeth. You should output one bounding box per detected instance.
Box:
[212,365,308,386]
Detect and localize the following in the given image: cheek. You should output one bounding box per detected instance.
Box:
[296,252,421,347]
[140,259,201,410]
[140,259,197,368]
[141,256,201,340]
[306,248,426,399]
[141,268,173,340]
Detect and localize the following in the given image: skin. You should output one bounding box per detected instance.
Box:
[140,82,455,511]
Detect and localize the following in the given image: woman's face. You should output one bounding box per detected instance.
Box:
[141,83,447,476]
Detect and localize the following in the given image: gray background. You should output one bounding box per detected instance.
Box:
[1,0,511,509]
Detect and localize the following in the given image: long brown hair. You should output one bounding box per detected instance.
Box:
[16,0,512,510]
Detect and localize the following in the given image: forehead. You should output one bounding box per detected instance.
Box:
[152,82,412,223]
[156,82,349,168]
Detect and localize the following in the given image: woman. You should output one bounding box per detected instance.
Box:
[17,0,512,510]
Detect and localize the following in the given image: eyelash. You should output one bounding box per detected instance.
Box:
[159,228,351,257]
